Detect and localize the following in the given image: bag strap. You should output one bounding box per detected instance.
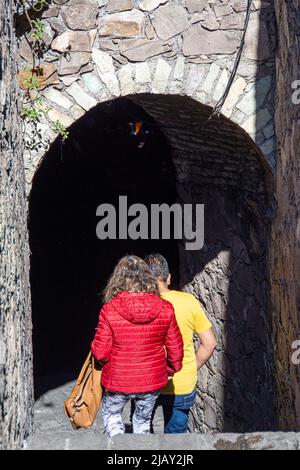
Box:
[74,369,93,404]
[76,352,92,386]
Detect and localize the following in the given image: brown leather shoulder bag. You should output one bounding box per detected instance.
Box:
[64,352,102,429]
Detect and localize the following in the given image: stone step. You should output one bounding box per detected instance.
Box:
[25,431,300,450]
[26,379,300,450]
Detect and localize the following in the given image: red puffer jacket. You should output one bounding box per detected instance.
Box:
[91,291,183,394]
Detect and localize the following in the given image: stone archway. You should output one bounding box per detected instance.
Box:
[28,93,277,433]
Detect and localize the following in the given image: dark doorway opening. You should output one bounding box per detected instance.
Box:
[29,98,180,398]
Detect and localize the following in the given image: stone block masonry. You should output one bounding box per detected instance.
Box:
[270,0,300,430]
[16,0,277,193]
[0,0,34,450]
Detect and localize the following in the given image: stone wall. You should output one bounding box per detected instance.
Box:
[1,0,299,450]
[17,0,277,194]
[0,1,34,449]
[270,0,300,430]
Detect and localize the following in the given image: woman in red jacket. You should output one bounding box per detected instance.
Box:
[91,255,183,437]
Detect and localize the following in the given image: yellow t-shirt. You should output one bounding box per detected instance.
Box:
[161,290,212,395]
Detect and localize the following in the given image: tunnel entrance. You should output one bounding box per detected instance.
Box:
[29,94,277,432]
[29,98,180,394]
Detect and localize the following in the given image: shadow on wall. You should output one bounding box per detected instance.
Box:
[178,116,277,433]
[185,1,278,431]
[29,93,277,433]
[130,92,277,432]
[255,4,277,168]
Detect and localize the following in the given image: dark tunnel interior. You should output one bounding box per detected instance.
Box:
[29,98,180,397]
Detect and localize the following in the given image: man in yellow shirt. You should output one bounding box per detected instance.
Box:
[145,253,217,433]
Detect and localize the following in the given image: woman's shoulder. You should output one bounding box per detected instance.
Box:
[98,301,113,316]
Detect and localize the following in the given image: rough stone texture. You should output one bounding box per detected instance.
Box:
[139,0,167,12]
[185,0,206,14]
[183,63,205,95]
[151,4,189,41]
[51,29,97,52]
[26,432,300,450]
[244,11,273,61]
[59,74,79,86]
[106,0,134,12]
[43,87,74,109]
[66,81,98,109]
[214,4,233,18]
[41,5,60,18]
[81,70,103,95]
[98,9,145,38]
[182,25,240,56]
[201,7,220,31]
[19,36,34,63]
[270,0,300,430]
[0,0,34,449]
[242,107,272,137]
[18,62,60,90]
[120,38,171,61]
[92,48,120,96]
[202,63,220,94]
[61,0,99,30]
[213,68,229,102]
[49,16,67,34]
[222,76,247,116]
[57,51,91,75]
[135,62,151,83]
[118,63,134,94]
[152,58,171,93]
[237,76,272,115]
[47,108,74,127]
[220,11,245,29]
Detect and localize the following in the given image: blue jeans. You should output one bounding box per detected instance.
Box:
[158,390,197,434]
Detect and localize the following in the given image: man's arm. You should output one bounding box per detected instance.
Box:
[195,328,217,369]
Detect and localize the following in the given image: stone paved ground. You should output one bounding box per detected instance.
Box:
[24,380,300,450]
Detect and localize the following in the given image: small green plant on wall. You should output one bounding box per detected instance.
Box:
[52,120,70,141]
[31,18,45,41]
[17,0,69,141]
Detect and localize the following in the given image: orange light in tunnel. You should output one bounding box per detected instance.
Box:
[134,121,143,135]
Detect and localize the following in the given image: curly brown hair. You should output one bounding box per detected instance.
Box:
[103,255,159,303]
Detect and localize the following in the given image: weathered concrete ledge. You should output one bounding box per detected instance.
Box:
[25,431,300,450]
[24,380,300,450]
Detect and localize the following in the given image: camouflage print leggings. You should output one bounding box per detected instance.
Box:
[101,389,160,437]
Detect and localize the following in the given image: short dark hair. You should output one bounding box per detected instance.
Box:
[145,253,170,282]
